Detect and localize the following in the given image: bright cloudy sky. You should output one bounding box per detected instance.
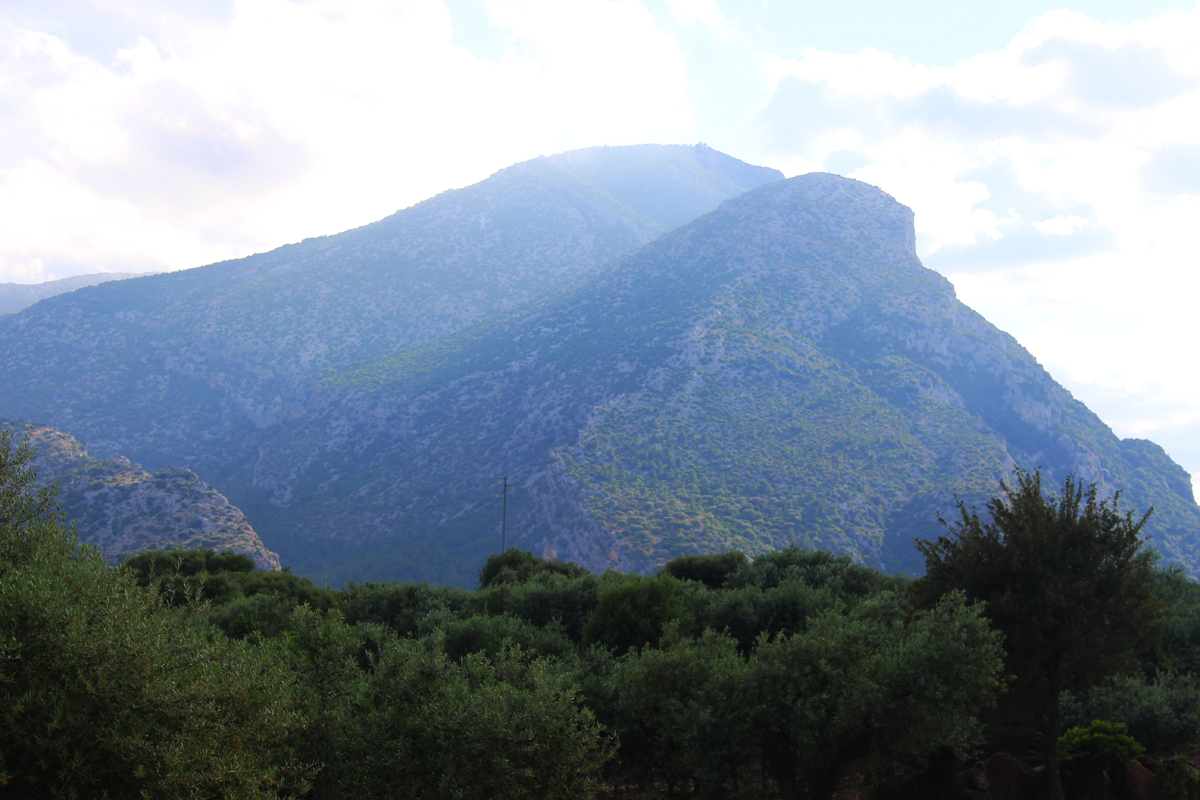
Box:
[2,0,1199,489]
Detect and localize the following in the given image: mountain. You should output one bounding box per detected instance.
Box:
[4,419,280,570]
[0,272,154,315]
[0,145,1194,586]
[238,173,1199,584]
[0,144,782,576]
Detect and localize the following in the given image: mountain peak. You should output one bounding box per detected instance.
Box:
[716,172,918,261]
[508,142,786,230]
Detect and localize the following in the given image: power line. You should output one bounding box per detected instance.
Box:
[497,476,512,551]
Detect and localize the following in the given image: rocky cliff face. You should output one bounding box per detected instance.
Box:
[5,420,280,570]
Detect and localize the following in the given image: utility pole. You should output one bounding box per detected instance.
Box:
[497,476,512,551]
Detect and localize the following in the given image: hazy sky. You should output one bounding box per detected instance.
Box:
[2,0,1199,489]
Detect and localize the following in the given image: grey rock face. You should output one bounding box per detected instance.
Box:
[5,419,280,570]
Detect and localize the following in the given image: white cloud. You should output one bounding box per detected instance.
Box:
[1033,215,1090,235]
[0,0,691,280]
[665,0,730,38]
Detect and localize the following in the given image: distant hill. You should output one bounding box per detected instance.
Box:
[0,146,1195,587]
[4,419,280,570]
[0,272,154,315]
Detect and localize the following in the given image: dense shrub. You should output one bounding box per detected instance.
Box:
[582,574,694,653]
[478,547,586,588]
[1057,720,1144,778]
[660,550,747,588]
[287,608,612,800]
[1061,671,1200,754]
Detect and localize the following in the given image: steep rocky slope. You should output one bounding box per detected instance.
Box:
[4,419,280,570]
[245,174,1199,584]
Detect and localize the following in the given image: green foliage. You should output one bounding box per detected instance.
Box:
[0,429,310,798]
[582,573,694,653]
[682,546,908,653]
[1057,720,1144,778]
[474,569,602,642]
[727,545,906,594]
[1061,671,1200,755]
[1152,757,1200,800]
[119,547,340,638]
[745,590,1005,800]
[478,547,586,588]
[340,580,471,636]
[0,426,61,534]
[1158,564,1200,675]
[121,547,257,605]
[607,626,753,798]
[914,468,1164,798]
[122,547,256,581]
[419,611,576,662]
[660,549,747,588]
[286,608,613,800]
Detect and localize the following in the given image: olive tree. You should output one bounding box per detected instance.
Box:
[745,591,1004,800]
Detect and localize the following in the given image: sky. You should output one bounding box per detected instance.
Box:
[2,0,1199,490]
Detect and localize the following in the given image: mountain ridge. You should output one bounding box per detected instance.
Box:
[0,272,156,316]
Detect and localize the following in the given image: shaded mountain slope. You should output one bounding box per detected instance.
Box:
[4,419,280,570]
[0,145,781,479]
[243,174,1200,584]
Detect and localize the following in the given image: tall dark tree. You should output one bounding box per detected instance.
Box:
[913,468,1165,800]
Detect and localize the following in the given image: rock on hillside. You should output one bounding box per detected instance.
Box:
[5,420,280,570]
[245,173,1200,584]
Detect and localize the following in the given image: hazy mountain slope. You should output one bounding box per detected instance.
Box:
[246,174,1199,584]
[0,145,782,479]
[0,272,153,315]
[4,419,280,570]
[544,143,785,229]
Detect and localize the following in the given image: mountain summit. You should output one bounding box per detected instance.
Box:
[0,148,1193,585]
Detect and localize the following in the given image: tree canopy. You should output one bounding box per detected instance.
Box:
[913,468,1165,800]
